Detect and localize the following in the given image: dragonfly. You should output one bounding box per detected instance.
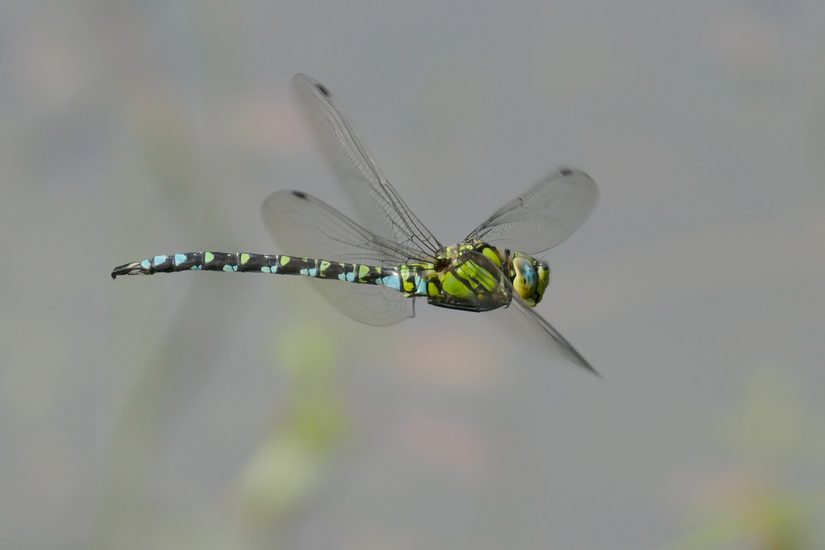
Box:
[113,74,600,375]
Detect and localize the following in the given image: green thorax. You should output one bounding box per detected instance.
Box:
[414,240,511,311]
[419,239,551,310]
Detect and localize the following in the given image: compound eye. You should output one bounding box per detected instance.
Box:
[537,262,550,297]
[513,256,537,299]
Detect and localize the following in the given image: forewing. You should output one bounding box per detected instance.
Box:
[465,168,598,255]
[292,74,442,259]
[261,189,415,325]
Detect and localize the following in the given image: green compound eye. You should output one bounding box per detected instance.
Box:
[536,261,550,304]
[513,255,537,302]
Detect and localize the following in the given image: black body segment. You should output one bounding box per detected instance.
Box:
[111,251,399,288]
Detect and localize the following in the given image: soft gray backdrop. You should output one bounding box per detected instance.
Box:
[2,1,823,549]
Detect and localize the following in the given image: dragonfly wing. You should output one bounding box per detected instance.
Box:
[262,189,423,266]
[459,251,597,375]
[497,296,599,376]
[307,280,414,326]
[292,74,442,260]
[465,168,598,255]
[262,189,416,325]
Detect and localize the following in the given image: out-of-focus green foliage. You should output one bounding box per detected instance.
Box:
[669,371,825,550]
[236,322,347,525]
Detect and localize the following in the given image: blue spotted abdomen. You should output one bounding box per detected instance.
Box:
[111,251,426,294]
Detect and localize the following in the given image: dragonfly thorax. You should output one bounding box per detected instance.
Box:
[433,241,550,308]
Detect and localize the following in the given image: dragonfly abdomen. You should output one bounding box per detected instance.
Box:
[111,251,282,277]
[111,251,418,289]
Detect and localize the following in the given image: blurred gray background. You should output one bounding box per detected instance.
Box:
[2,1,823,549]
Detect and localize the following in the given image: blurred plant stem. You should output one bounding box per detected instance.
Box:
[235,322,347,535]
[93,14,244,545]
[93,314,348,550]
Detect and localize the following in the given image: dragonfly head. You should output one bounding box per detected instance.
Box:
[510,252,551,307]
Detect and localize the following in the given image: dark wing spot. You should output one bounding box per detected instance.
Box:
[291,190,308,199]
[560,167,573,176]
[315,83,330,96]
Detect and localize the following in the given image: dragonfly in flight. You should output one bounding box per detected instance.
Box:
[113,74,600,375]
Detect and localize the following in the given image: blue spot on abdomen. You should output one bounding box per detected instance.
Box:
[382,273,401,290]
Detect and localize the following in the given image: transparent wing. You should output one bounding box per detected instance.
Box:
[461,251,597,375]
[262,189,428,266]
[293,73,442,259]
[465,168,598,255]
[262,189,416,325]
[497,297,599,377]
[303,281,415,327]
